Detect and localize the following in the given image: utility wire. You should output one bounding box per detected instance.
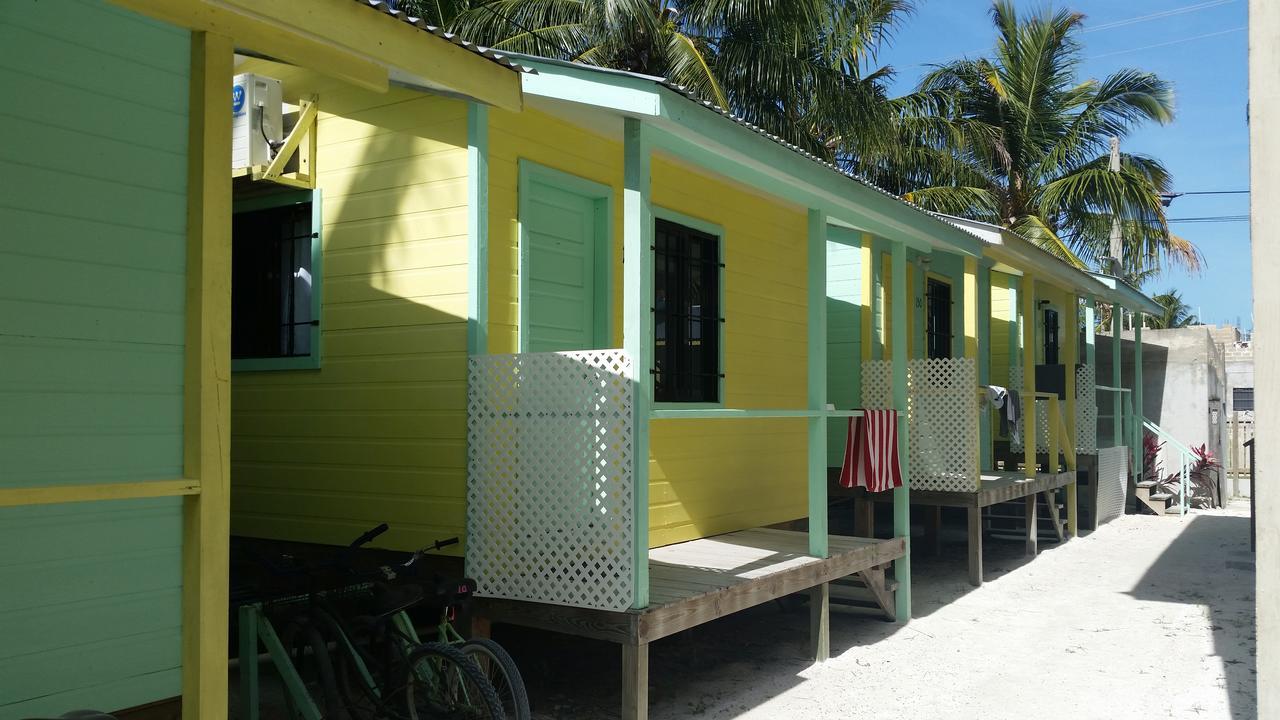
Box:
[1166,215,1249,223]
[1089,26,1245,59]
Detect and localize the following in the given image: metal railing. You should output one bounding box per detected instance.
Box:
[1143,417,1193,517]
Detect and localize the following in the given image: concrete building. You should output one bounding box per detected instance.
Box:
[1097,326,1228,484]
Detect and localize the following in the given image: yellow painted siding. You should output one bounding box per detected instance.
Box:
[487,107,624,353]
[229,60,471,553]
[486,112,809,547]
[990,271,1013,388]
[647,158,809,547]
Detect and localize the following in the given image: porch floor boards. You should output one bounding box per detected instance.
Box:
[476,528,905,645]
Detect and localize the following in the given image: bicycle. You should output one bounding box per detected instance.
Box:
[397,538,530,720]
[240,525,503,720]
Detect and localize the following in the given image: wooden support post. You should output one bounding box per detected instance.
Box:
[239,605,259,720]
[466,102,489,357]
[1025,495,1038,556]
[1021,273,1037,477]
[622,642,649,720]
[977,261,992,472]
[1066,481,1079,538]
[470,614,492,640]
[890,242,911,620]
[1064,292,1079,468]
[859,566,897,621]
[809,583,831,662]
[1134,314,1144,485]
[182,31,233,720]
[623,118,653,609]
[808,209,829,558]
[1112,304,1123,447]
[854,497,874,538]
[926,506,943,557]
[1047,396,1061,474]
[964,257,982,482]
[1042,490,1065,542]
[967,505,983,586]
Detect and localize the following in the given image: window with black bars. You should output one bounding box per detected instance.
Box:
[1043,308,1060,365]
[1234,387,1255,411]
[925,277,953,359]
[232,198,317,360]
[654,219,721,403]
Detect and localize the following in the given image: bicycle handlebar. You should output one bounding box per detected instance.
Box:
[349,522,389,549]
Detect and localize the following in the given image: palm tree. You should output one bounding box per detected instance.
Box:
[898,1,1200,275]
[1148,289,1198,329]
[395,0,915,161]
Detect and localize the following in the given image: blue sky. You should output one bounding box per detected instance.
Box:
[875,0,1250,329]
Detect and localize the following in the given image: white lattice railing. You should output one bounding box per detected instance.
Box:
[861,357,979,492]
[467,350,635,611]
[1009,365,1095,455]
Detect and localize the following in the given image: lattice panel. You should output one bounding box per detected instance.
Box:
[1009,366,1049,453]
[1096,446,1129,526]
[1076,365,1098,455]
[907,358,979,492]
[860,360,894,410]
[467,350,635,611]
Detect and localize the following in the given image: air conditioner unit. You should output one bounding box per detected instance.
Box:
[232,73,282,170]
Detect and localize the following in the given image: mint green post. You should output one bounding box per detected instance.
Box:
[623,117,653,609]
[1113,304,1124,447]
[977,261,992,471]
[1134,314,1144,484]
[807,209,829,558]
[891,242,911,621]
[466,102,489,357]
[1084,297,1097,367]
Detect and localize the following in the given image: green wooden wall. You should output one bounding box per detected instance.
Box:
[0,1,190,716]
[826,230,862,466]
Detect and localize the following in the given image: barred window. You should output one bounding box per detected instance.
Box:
[654,219,720,403]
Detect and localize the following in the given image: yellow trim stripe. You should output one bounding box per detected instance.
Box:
[0,480,200,508]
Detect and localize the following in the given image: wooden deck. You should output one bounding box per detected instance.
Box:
[474,528,906,720]
[841,470,1077,587]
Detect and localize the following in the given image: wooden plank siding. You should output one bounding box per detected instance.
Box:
[229,59,473,553]
[0,1,190,715]
[487,109,810,548]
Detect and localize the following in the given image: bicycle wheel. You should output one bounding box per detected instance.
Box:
[400,642,502,720]
[459,639,530,720]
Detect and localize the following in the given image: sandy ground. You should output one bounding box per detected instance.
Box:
[495,501,1256,720]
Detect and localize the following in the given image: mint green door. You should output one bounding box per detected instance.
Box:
[521,173,602,352]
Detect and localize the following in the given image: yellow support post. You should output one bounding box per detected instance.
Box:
[861,233,874,363]
[1021,273,1037,477]
[963,257,980,482]
[181,31,234,720]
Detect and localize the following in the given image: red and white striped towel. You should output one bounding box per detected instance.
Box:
[838,409,903,493]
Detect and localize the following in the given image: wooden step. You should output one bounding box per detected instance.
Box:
[1149,492,1174,503]
[1136,480,1159,489]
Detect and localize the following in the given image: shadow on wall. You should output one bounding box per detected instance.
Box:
[230,82,475,554]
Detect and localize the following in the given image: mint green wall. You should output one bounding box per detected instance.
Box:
[0,1,190,716]
[826,230,861,466]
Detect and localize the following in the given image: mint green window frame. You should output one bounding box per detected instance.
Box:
[231,189,323,372]
[516,159,614,352]
[651,206,725,409]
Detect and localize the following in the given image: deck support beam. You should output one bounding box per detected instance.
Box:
[890,242,911,620]
[623,117,653,609]
[1025,495,1038,556]
[807,210,829,558]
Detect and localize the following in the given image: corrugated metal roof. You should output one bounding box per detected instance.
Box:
[352,1,536,74]
[655,79,986,247]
